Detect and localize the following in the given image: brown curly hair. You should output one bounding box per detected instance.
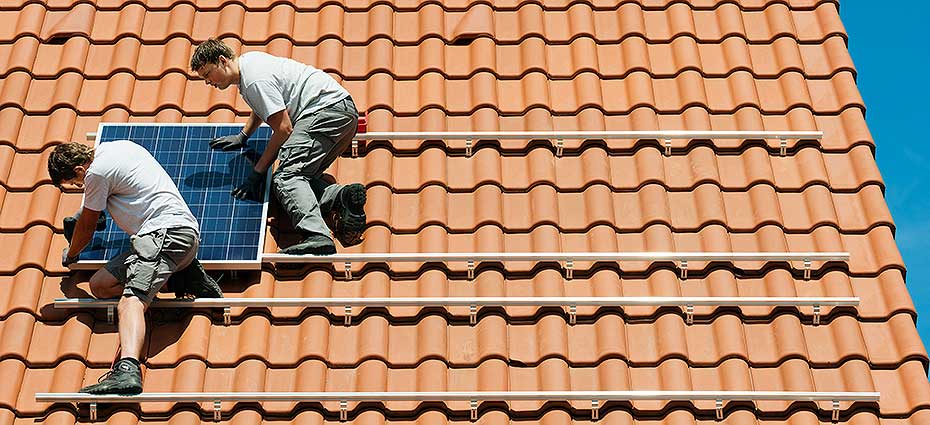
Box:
[48,142,93,188]
[190,38,236,71]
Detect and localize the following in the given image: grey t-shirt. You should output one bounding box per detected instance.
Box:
[82,140,199,236]
[237,51,349,122]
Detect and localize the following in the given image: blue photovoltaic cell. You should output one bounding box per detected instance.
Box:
[78,124,271,264]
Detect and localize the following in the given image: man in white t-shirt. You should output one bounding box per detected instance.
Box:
[190,39,367,255]
[48,141,222,394]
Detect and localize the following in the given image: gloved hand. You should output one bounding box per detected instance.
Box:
[232,170,266,201]
[62,247,79,267]
[64,210,108,242]
[209,132,248,151]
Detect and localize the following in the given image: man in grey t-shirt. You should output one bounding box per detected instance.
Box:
[190,39,367,255]
[48,141,222,395]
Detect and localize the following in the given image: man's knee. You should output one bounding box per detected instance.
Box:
[89,270,121,298]
[118,294,147,312]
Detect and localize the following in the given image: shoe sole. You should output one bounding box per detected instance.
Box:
[335,184,367,247]
[280,242,337,256]
[343,183,367,213]
[80,385,143,395]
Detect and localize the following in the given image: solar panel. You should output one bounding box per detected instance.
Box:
[72,123,272,270]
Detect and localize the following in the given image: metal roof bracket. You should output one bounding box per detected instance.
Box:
[344,262,353,281]
[89,402,97,421]
[665,138,672,156]
[465,139,473,157]
[555,138,564,157]
[679,260,688,280]
[340,400,348,421]
[213,400,221,422]
[813,305,822,326]
[344,306,352,326]
[106,305,114,324]
[568,304,577,325]
[351,140,359,158]
[780,137,787,156]
[803,259,812,280]
[470,304,477,325]
[470,399,478,421]
[686,304,694,325]
[565,259,574,280]
[467,260,475,280]
[832,400,840,422]
[591,399,600,420]
[716,399,723,420]
[223,307,231,326]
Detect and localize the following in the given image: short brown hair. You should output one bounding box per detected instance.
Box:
[190,38,235,71]
[48,142,93,188]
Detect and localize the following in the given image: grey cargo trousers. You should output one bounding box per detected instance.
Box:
[272,97,359,240]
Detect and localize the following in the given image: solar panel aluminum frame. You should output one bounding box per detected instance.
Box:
[69,122,272,271]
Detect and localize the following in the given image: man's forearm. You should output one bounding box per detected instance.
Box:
[67,208,100,257]
[254,128,289,173]
[241,112,262,138]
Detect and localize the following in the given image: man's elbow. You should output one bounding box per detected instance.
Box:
[275,123,293,138]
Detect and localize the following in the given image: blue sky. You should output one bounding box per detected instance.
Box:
[839,4,930,350]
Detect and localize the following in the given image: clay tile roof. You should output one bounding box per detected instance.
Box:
[0,0,927,424]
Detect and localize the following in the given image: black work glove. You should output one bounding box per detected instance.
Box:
[209,132,248,151]
[62,247,79,267]
[232,170,266,201]
[63,210,108,242]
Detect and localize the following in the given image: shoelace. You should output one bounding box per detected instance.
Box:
[95,369,114,384]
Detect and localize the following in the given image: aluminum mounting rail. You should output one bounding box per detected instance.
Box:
[262,251,850,281]
[55,296,859,326]
[352,130,824,157]
[89,130,823,156]
[36,390,879,422]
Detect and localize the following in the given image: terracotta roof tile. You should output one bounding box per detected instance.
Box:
[0,35,857,80]
[1,0,926,424]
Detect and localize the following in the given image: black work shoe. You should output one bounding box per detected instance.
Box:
[331,183,367,248]
[280,234,337,255]
[79,358,143,395]
[168,259,223,299]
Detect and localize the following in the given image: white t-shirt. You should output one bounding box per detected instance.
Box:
[237,51,349,122]
[82,140,199,236]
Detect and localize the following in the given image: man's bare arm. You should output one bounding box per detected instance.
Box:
[66,207,101,258]
[253,109,293,174]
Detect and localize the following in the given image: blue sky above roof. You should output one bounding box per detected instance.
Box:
[839,3,930,354]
